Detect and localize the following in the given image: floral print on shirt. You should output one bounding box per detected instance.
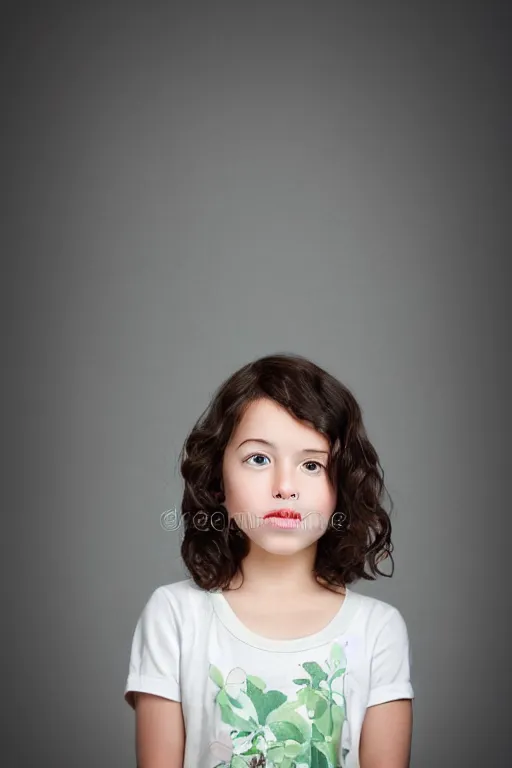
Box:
[208,642,350,768]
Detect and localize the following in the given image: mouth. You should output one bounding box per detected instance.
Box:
[263,509,302,520]
[261,509,303,529]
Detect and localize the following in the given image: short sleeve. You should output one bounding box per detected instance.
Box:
[124,586,181,709]
[367,607,414,708]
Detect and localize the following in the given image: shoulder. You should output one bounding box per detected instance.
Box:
[348,588,411,643]
[155,577,208,603]
[347,592,414,704]
[146,578,212,626]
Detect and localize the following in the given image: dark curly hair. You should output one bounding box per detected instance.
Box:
[179,353,394,591]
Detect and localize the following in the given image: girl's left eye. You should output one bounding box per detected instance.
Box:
[303,461,324,473]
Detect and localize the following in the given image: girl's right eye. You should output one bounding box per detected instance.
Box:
[244,454,270,467]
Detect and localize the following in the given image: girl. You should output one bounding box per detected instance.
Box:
[124,353,414,768]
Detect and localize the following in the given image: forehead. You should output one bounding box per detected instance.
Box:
[229,398,329,448]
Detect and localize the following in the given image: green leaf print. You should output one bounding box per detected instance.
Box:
[267,720,306,744]
[226,693,245,709]
[210,643,349,768]
[246,678,287,726]
[217,689,257,732]
[329,667,346,685]
[301,662,328,690]
[247,674,266,690]
[310,746,329,768]
[313,697,328,719]
[266,702,313,741]
[282,740,302,758]
[267,744,285,762]
[231,756,249,768]
[301,688,328,719]
[314,737,338,767]
[314,701,344,743]
[209,664,225,688]
[330,643,344,666]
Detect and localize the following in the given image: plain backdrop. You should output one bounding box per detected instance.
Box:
[3,2,509,767]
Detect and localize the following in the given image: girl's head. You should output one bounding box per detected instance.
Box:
[179,353,393,591]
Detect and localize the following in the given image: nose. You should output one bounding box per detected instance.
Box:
[273,490,299,500]
[272,469,299,500]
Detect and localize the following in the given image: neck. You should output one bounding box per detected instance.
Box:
[229,541,322,596]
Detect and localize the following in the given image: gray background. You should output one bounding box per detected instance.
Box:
[4,2,509,767]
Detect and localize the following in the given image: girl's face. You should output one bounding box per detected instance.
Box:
[221,397,337,556]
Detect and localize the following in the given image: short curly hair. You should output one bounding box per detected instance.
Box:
[179,352,394,591]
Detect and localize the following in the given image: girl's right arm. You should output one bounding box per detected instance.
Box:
[135,693,185,768]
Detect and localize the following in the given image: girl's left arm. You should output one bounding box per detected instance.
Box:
[359,698,413,768]
[359,607,414,767]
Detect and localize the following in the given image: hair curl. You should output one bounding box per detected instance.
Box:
[179,353,394,591]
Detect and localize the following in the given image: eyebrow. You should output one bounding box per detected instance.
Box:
[236,438,329,455]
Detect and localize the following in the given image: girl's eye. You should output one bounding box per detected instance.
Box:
[243,456,325,472]
[244,454,270,467]
[303,461,324,473]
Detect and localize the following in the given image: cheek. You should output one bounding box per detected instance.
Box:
[222,463,245,498]
[318,482,337,515]
[223,466,265,510]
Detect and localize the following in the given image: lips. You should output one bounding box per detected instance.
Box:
[263,509,302,520]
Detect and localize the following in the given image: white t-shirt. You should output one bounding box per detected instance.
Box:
[124,579,414,768]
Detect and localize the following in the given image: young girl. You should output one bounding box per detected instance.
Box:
[124,353,414,768]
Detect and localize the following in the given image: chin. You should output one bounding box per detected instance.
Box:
[248,532,320,556]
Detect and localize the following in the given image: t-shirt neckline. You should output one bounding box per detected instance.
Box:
[209,586,359,652]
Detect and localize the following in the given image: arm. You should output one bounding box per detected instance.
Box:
[124,588,184,767]
[135,693,185,768]
[360,607,414,767]
[359,698,413,768]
